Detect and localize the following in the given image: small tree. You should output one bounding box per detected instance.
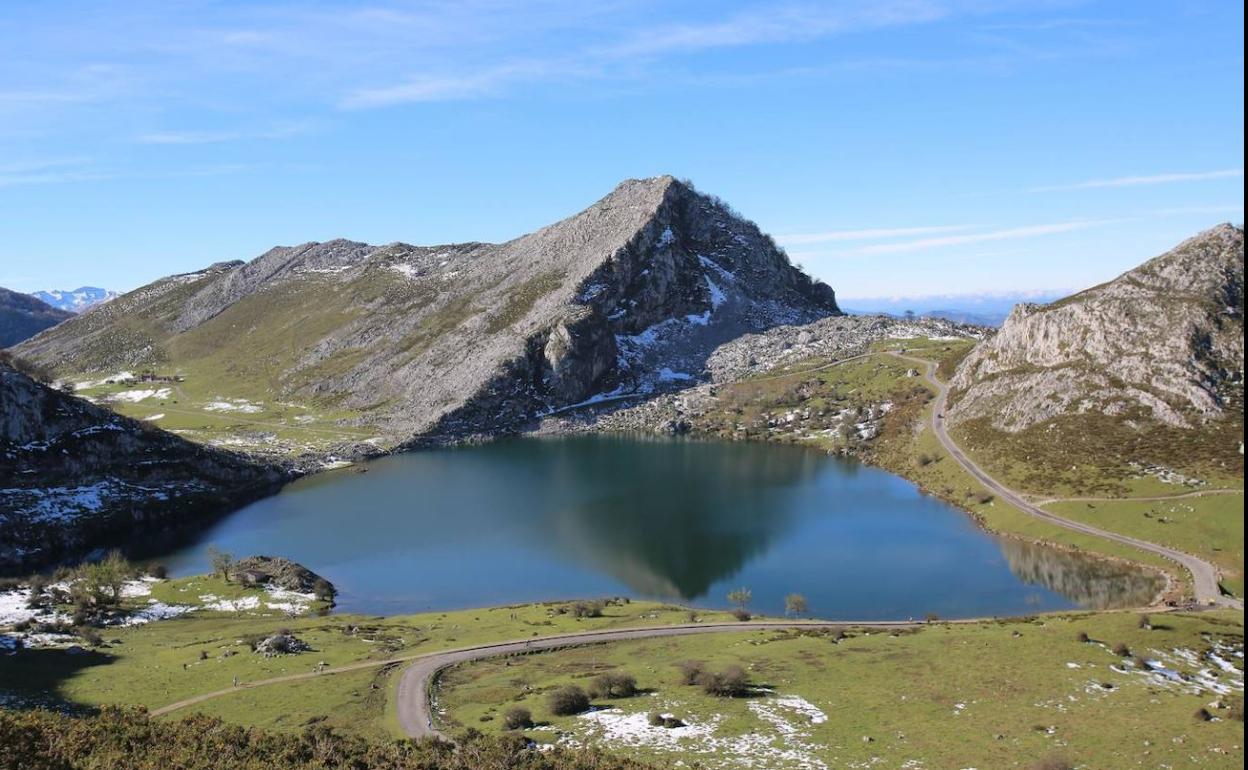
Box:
[727,587,752,614]
[547,685,590,716]
[502,707,533,730]
[784,593,808,618]
[207,546,234,582]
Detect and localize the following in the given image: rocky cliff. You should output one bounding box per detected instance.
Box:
[16,177,840,444]
[0,359,284,573]
[949,224,1244,431]
[0,288,72,348]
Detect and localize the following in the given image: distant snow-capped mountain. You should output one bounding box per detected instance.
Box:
[30,286,119,313]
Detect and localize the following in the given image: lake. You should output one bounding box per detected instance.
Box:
[161,435,1160,619]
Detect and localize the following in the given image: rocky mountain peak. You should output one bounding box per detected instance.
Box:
[949,225,1244,432]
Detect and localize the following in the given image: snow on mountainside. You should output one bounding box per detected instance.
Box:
[0,359,283,572]
[31,286,119,313]
[16,177,841,445]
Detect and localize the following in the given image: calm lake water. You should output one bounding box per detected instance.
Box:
[162,436,1159,619]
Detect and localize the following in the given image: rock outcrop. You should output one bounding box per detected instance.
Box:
[948,224,1244,431]
[16,177,840,444]
[0,360,284,573]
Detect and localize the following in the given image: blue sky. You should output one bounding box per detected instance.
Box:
[1,1,1242,300]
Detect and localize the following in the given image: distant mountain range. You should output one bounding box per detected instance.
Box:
[843,292,1067,327]
[0,287,73,348]
[30,286,118,313]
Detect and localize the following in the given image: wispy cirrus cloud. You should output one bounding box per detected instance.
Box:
[1031,168,1243,192]
[856,220,1111,255]
[135,122,316,145]
[776,224,978,245]
[342,1,959,108]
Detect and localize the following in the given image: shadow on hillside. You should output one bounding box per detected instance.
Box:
[0,640,115,712]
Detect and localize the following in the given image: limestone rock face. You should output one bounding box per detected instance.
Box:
[949,224,1244,431]
[0,362,282,573]
[16,177,840,443]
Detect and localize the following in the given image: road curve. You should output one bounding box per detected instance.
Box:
[396,620,920,739]
[891,352,1239,610]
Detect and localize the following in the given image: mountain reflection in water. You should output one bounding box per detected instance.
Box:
[160,435,1157,618]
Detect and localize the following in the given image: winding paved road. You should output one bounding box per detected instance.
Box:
[395,620,921,739]
[889,352,1240,611]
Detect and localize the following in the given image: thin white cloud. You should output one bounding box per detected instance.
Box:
[340,63,551,109]
[1151,203,1244,217]
[777,224,977,245]
[135,122,314,145]
[342,1,956,108]
[1032,169,1243,192]
[858,220,1109,254]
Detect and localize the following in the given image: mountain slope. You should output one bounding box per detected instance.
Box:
[31,286,119,313]
[16,177,839,445]
[0,358,283,572]
[949,224,1244,432]
[943,224,1243,496]
[0,287,73,348]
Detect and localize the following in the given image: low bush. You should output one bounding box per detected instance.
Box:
[502,707,533,730]
[697,665,751,697]
[589,673,637,699]
[547,685,590,716]
[676,660,705,686]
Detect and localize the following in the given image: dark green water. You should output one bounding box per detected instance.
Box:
[163,435,1160,618]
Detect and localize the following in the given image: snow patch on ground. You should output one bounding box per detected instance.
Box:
[204,398,264,413]
[560,693,831,769]
[109,387,170,403]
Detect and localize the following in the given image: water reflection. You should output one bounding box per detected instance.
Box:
[160,436,1156,617]
[997,537,1162,609]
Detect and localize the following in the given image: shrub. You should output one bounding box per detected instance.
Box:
[1227,698,1244,722]
[1112,642,1130,657]
[570,600,605,619]
[547,686,590,716]
[502,707,533,730]
[147,564,169,580]
[1138,614,1151,629]
[698,665,750,697]
[77,627,104,647]
[1194,707,1213,722]
[676,660,705,686]
[313,578,336,603]
[731,609,752,622]
[1076,631,1090,643]
[589,673,637,699]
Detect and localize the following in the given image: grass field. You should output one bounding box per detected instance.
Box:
[1044,495,1245,599]
[438,610,1244,769]
[0,591,737,738]
[70,371,380,457]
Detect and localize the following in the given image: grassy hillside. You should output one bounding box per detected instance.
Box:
[436,611,1244,769]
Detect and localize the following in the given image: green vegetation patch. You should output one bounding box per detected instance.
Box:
[438,611,1244,769]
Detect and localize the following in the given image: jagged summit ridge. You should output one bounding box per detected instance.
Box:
[949,224,1244,431]
[16,177,839,443]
